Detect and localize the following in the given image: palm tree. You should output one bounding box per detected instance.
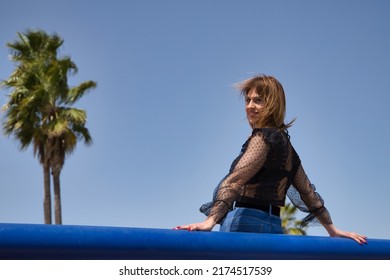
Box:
[280,202,307,235]
[1,30,96,224]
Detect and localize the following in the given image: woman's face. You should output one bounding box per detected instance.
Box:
[245,88,265,127]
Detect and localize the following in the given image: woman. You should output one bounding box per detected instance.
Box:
[176,75,366,244]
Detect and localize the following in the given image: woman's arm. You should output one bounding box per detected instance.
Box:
[177,133,269,231]
[292,164,367,244]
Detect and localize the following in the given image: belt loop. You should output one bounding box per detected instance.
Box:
[268,205,272,215]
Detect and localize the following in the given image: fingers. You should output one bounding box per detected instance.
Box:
[349,232,368,245]
[173,219,215,232]
[357,235,368,245]
[172,225,196,231]
[334,229,368,245]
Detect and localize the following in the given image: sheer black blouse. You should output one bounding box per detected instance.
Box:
[200,128,332,227]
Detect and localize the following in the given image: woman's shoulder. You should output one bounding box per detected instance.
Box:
[252,128,285,143]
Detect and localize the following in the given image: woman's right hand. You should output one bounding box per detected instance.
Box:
[325,224,367,244]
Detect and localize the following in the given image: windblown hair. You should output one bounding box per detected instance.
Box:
[237,74,296,130]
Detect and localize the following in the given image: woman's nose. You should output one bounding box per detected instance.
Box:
[247,100,255,108]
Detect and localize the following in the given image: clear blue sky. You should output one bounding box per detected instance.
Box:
[0,0,389,239]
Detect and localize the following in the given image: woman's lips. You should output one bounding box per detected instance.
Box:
[247,111,259,118]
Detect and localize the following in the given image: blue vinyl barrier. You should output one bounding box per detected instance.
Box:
[0,223,389,260]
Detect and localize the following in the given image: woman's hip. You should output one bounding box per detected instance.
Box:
[219,207,284,234]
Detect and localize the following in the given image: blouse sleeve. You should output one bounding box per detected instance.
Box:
[208,133,269,223]
[288,164,333,227]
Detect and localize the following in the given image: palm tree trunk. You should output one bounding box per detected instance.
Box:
[52,171,62,225]
[43,164,52,224]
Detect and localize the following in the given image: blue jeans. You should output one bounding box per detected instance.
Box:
[220,207,284,234]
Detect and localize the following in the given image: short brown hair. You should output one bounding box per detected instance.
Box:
[237,74,295,129]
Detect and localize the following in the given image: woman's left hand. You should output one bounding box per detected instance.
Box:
[174,218,216,231]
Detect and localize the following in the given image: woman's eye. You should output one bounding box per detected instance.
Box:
[245,97,262,104]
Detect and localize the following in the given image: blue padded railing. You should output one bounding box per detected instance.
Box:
[0,223,389,259]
